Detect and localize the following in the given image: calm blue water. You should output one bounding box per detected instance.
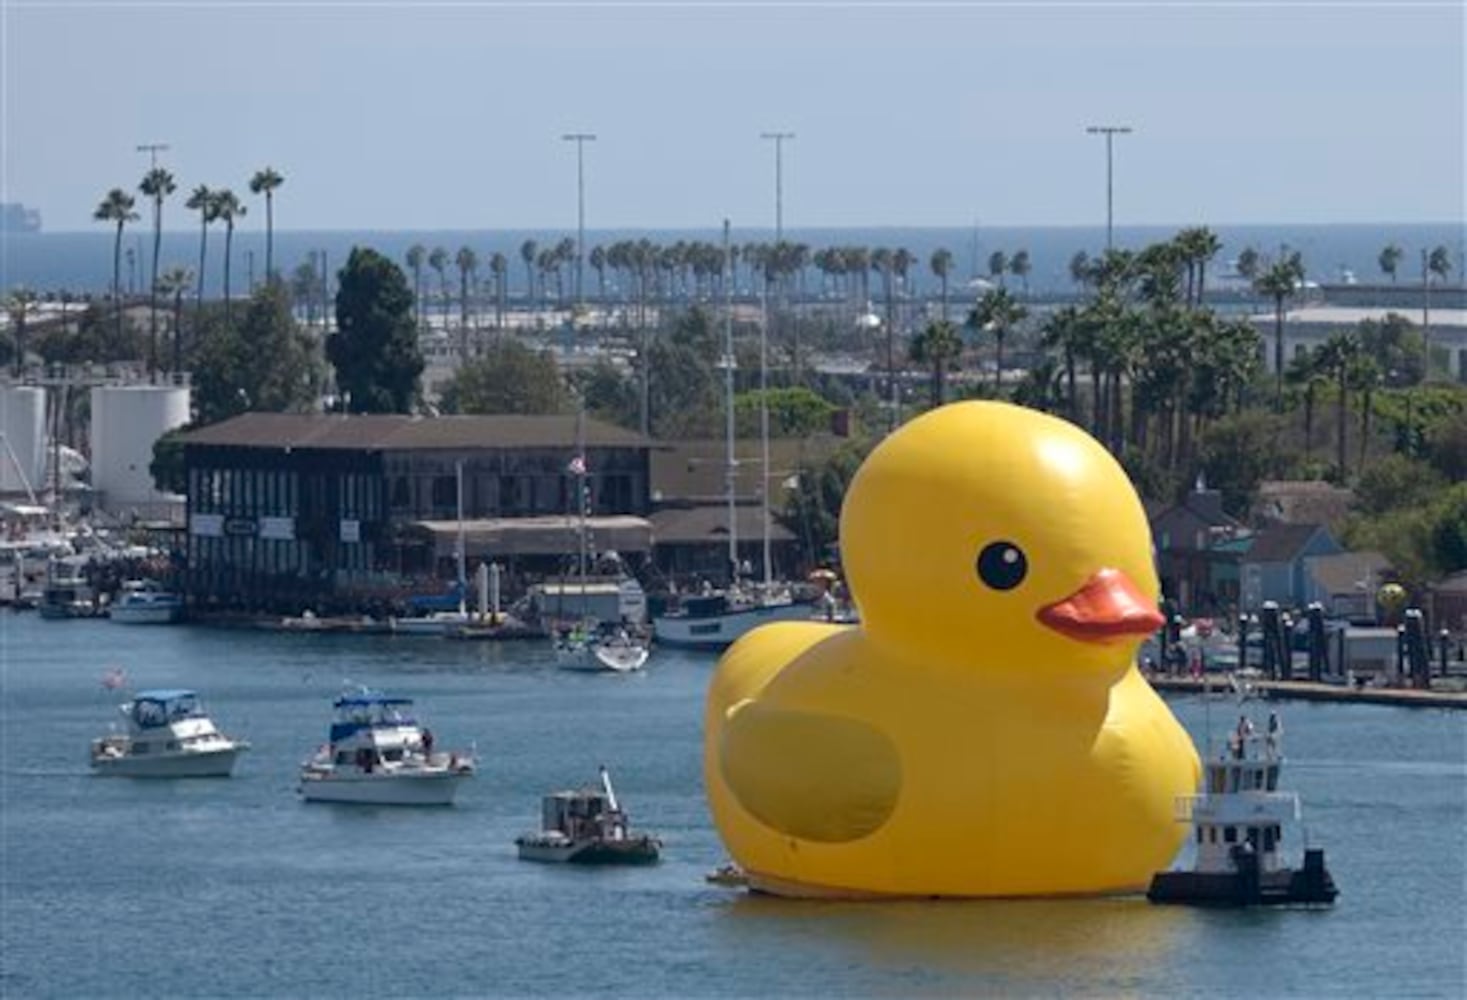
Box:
[1,612,1463,998]
[4,223,1463,298]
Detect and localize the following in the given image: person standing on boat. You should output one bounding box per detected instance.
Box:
[1232,715,1254,759]
[1265,713,1282,757]
[421,728,434,760]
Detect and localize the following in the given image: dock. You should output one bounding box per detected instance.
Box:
[1149,674,1467,710]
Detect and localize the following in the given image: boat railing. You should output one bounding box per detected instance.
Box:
[1174,790,1301,823]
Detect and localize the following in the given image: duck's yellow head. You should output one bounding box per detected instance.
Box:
[841,401,1162,676]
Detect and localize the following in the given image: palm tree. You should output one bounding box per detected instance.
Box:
[519,239,538,308]
[455,246,478,360]
[185,185,216,312]
[987,250,1008,288]
[928,248,953,321]
[210,190,246,326]
[1427,245,1452,282]
[1008,250,1032,297]
[1285,348,1325,456]
[1068,250,1092,289]
[1253,252,1305,411]
[1039,306,1085,420]
[1378,244,1403,284]
[248,167,284,281]
[1235,247,1260,282]
[428,247,450,330]
[93,187,139,343]
[4,288,36,376]
[1350,355,1381,468]
[157,267,194,374]
[589,245,607,302]
[909,319,963,406]
[1419,246,1453,378]
[1175,226,1221,308]
[969,286,1028,392]
[405,244,426,329]
[138,167,176,378]
[489,252,508,332]
[1315,332,1358,479]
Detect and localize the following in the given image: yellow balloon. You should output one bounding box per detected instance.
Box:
[705,401,1200,898]
[1377,583,1408,613]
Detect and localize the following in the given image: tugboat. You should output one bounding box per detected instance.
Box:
[1148,714,1338,907]
[297,688,475,806]
[90,689,249,777]
[515,766,661,864]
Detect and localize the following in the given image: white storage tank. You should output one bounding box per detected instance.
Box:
[89,385,191,513]
[0,386,48,496]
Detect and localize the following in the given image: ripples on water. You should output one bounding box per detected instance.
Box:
[1,616,1463,997]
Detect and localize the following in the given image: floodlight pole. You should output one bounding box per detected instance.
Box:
[1085,125,1132,250]
[562,133,597,308]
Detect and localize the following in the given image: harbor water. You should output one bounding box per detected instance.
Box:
[1,613,1463,997]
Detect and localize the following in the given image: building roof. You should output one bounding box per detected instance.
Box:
[1249,306,1467,329]
[650,437,847,505]
[648,505,797,546]
[1304,551,1392,596]
[1244,523,1329,564]
[178,412,649,451]
[1257,480,1355,528]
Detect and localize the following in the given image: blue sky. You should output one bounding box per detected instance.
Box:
[3,1,1463,231]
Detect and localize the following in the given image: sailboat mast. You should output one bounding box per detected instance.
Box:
[576,401,587,600]
[723,219,738,584]
[759,282,772,591]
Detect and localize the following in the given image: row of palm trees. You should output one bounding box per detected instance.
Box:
[1377,243,1454,284]
[92,166,284,377]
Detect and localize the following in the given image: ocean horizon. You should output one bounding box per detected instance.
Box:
[3,222,1463,298]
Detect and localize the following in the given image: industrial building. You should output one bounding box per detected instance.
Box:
[177,412,653,613]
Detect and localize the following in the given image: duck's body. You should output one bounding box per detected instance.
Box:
[704,401,1200,898]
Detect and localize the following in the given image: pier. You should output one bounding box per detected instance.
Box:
[1149,674,1467,710]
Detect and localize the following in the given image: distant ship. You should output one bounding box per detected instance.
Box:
[1,203,42,233]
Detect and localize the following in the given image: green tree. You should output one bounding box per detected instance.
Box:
[1285,347,1325,457]
[929,248,953,321]
[987,250,1008,287]
[428,247,450,329]
[438,340,565,415]
[1199,410,1292,517]
[156,267,193,373]
[149,427,190,494]
[327,247,424,413]
[210,189,246,325]
[185,184,216,311]
[1427,245,1452,282]
[138,167,176,377]
[405,244,426,329]
[191,284,323,423]
[1352,453,1446,517]
[734,386,837,438]
[455,246,478,360]
[1008,249,1032,296]
[248,167,285,280]
[969,287,1027,393]
[778,440,872,568]
[93,187,139,343]
[520,239,538,307]
[1235,247,1260,282]
[1378,244,1402,283]
[908,319,963,407]
[1253,251,1305,411]
[1315,332,1359,479]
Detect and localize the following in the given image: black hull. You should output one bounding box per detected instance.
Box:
[517,836,661,865]
[1148,849,1338,907]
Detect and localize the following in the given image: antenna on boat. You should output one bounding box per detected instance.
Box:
[599,765,619,812]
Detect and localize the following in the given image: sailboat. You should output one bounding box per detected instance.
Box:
[556,403,648,673]
[393,461,474,636]
[651,221,809,652]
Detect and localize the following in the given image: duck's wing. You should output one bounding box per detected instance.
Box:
[719,700,901,843]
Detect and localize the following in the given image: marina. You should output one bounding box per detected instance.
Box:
[2,612,1462,996]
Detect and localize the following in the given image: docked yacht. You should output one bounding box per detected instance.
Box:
[1148,716,1337,907]
[652,588,811,650]
[297,689,475,806]
[90,689,249,777]
[516,767,661,864]
[108,580,184,624]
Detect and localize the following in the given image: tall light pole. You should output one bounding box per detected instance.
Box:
[760,131,794,242]
[136,142,170,169]
[562,132,596,308]
[1085,125,1131,251]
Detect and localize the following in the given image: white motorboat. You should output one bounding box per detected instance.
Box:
[297,689,475,806]
[555,623,649,673]
[391,609,473,636]
[652,588,812,650]
[516,767,661,865]
[108,580,183,625]
[90,689,249,778]
[592,630,650,672]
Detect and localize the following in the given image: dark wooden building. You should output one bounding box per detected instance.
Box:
[179,413,650,613]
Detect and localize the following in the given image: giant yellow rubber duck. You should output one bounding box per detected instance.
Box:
[705,401,1199,898]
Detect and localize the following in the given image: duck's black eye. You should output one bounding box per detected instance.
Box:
[976,541,1027,591]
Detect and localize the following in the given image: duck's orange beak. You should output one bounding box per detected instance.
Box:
[1036,568,1164,644]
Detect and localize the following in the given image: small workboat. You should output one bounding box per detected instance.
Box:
[90,689,249,777]
[298,689,475,806]
[516,766,661,864]
[1148,714,1338,907]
